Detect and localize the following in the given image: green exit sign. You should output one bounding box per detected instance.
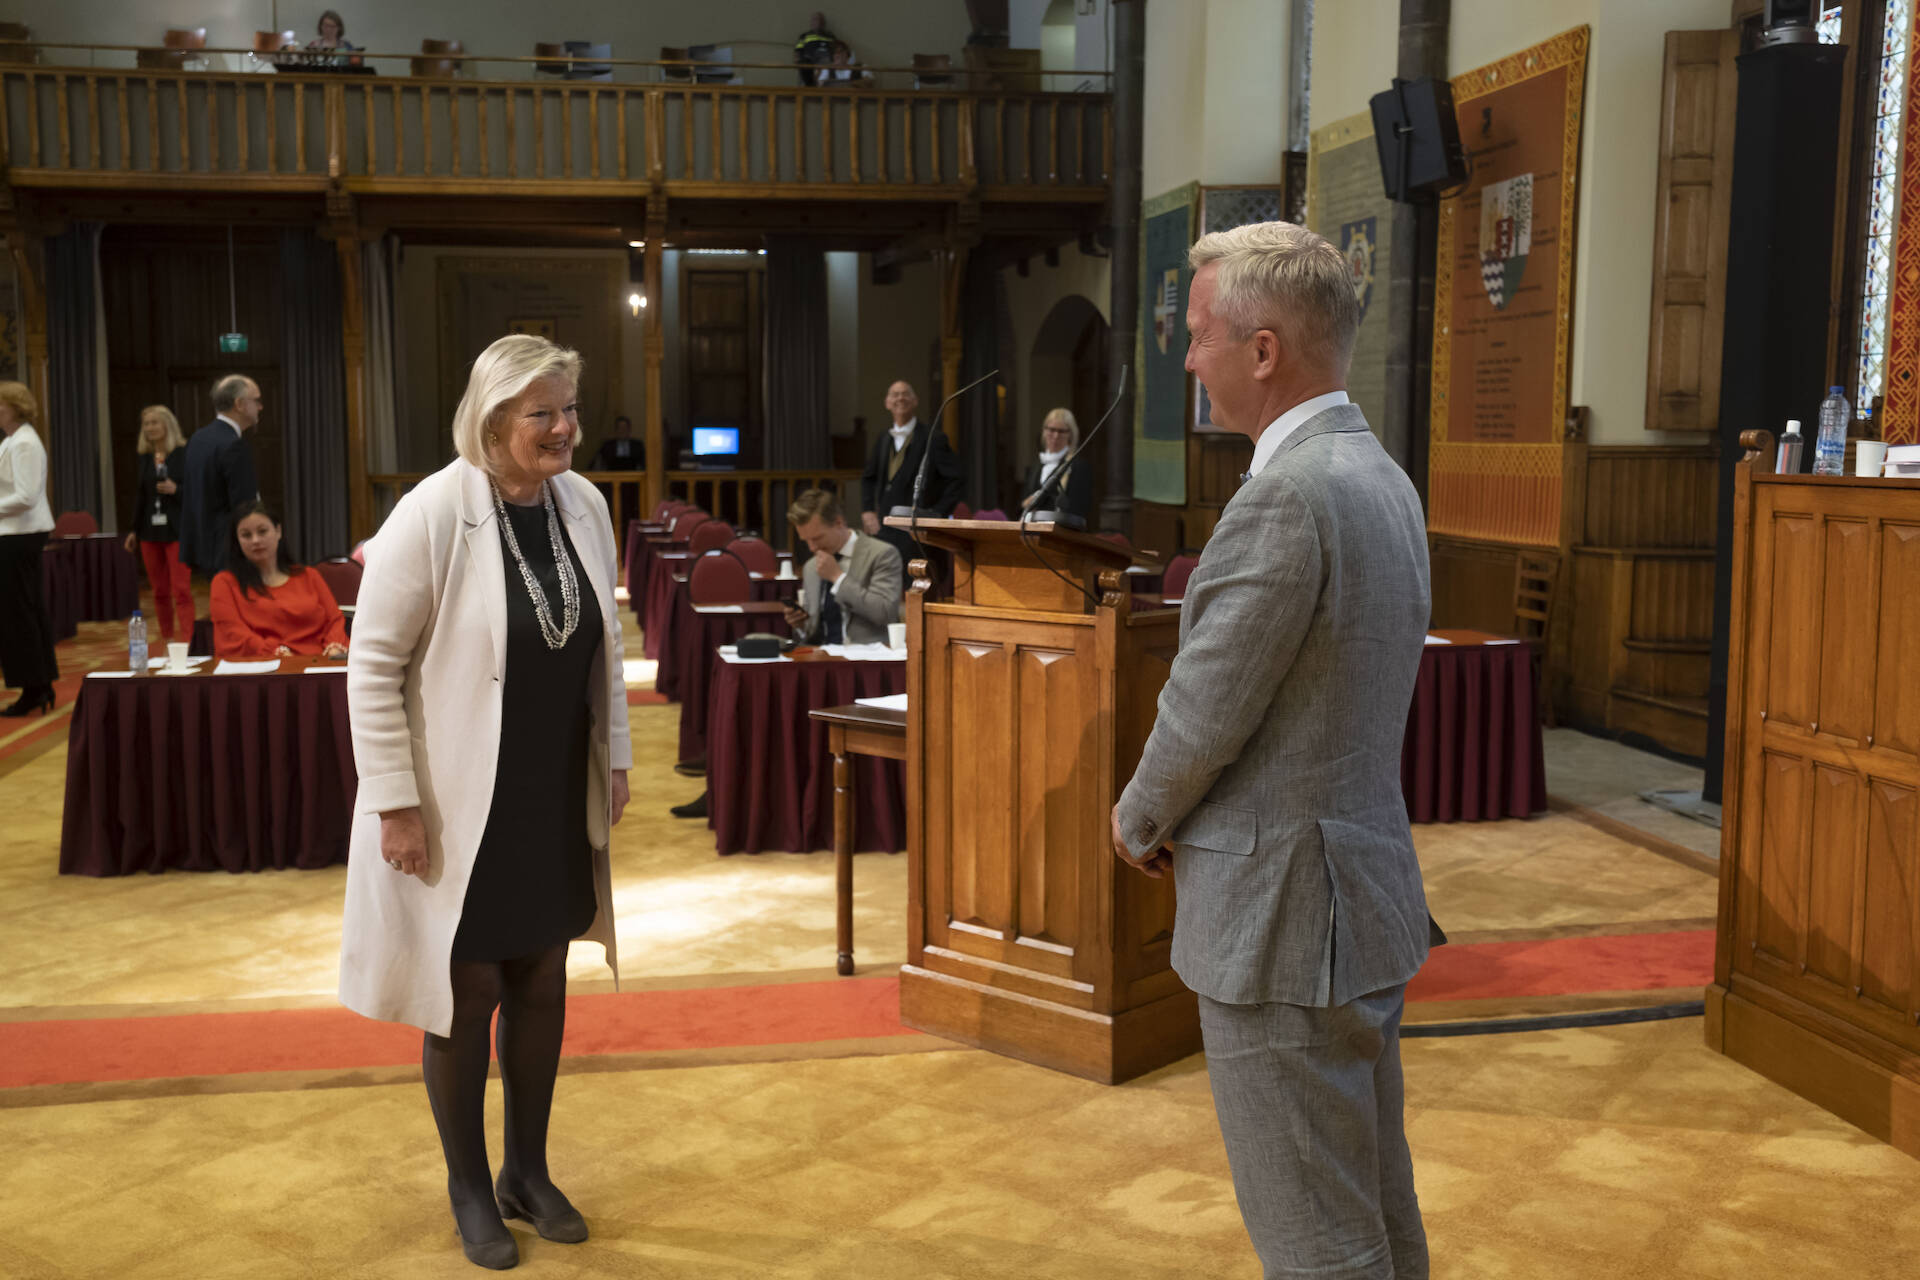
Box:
[218,332,249,354]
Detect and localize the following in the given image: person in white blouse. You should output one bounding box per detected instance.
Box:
[0,381,59,717]
[340,335,631,1269]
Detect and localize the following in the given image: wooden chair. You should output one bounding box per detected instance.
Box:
[0,21,39,65]
[659,46,693,82]
[136,28,207,72]
[52,510,97,536]
[411,38,464,78]
[688,550,752,604]
[563,40,612,81]
[689,520,735,554]
[534,42,569,75]
[253,30,296,56]
[1513,548,1560,726]
[912,53,954,89]
[726,536,778,577]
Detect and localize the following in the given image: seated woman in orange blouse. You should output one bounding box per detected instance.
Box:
[210,500,349,659]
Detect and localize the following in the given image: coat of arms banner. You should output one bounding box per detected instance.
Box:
[1307,111,1394,441]
[1429,26,1589,546]
[1135,182,1197,505]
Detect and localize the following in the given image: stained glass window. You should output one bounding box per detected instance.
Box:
[1859,0,1911,418]
[1820,6,1845,43]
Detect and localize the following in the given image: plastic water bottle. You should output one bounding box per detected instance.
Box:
[1813,386,1851,475]
[128,609,148,673]
[1776,420,1804,474]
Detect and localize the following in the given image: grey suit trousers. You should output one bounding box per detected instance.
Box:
[1198,985,1427,1279]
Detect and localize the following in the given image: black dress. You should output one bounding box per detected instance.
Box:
[451,500,604,963]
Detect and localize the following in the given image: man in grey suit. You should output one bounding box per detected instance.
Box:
[1110,222,1434,1278]
[782,488,902,645]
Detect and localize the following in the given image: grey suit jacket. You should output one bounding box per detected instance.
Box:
[1115,402,1433,1008]
[799,531,903,645]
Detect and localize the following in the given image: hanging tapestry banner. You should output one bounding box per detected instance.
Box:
[1429,26,1589,546]
[1135,183,1197,505]
[1874,3,1920,444]
[1308,111,1395,441]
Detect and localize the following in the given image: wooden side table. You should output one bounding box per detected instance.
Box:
[808,703,907,975]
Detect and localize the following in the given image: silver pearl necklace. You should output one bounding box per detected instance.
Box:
[492,480,581,650]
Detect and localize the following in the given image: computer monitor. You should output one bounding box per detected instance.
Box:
[692,426,739,457]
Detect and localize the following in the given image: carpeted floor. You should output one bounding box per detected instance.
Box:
[4,598,1918,1277]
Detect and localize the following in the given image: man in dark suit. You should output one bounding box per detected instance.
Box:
[592,415,644,471]
[179,373,262,575]
[1018,407,1093,522]
[859,380,964,569]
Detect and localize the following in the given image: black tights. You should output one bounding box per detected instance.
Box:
[422,943,573,1241]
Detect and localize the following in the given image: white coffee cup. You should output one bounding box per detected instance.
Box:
[166,642,190,672]
[1856,439,1889,477]
[888,621,907,650]
[777,560,797,580]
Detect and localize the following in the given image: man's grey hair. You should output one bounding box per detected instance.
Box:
[1188,221,1360,375]
[211,374,257,413]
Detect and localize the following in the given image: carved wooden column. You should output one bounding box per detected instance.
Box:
[935,242,968,445]
[330,187,370,542]
[642,200,667,516]
[6,231,49,415]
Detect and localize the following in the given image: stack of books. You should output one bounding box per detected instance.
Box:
[1887,443,1920,478]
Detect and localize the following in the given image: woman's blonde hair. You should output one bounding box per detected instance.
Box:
[451,334,585,477]
[135,404,186,454]
[1042,407,1079,449]
[0,381,39,425]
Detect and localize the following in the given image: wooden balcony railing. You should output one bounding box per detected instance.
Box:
[0,64,1110,198]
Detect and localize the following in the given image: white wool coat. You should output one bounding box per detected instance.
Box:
[338,459,632,1035]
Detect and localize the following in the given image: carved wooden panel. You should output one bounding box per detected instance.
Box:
[1859,781,1917,1020]
[1817,519,1874,741]
[945,639,1013,938]
[1805,764,1864,988]
[1764,515,1819,729]
[1627,553,1715,642]
[1582,448,1718,549]
[1014,645,1091,952]
[1876,523,1920,756]
[1752,751,1810,966]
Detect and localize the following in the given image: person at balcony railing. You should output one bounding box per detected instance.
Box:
[794,11,839,86]
[820,41,873,86]
[591,414,644,471]
[301,10,361,69]
[859,380,964,570]
[209,500,349,660]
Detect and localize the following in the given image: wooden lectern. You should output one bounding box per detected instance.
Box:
[888,516,1199,1084]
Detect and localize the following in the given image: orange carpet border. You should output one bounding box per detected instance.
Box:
[0,932,1714,1090]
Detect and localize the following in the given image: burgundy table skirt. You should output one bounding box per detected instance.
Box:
[1401,640,1545,823]
[40,544,80,640]
[670,598,802,763]
[708,658,907,855]
[47,534,140,622]
[60,668,357,874]
[640,551,694,659]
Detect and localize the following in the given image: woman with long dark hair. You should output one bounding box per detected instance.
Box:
[208,500,348,659]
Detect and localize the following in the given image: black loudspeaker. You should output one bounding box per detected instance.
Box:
[1370,77,1468,201]
[1703,41,1846,804]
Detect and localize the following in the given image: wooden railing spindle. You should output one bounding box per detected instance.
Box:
[876,97,887,183]
[505,88,516,178]
[617,87,629,179]
[561,88,572,178]
[450,82,462,176]
[764,94,777,180]
[819,92,831,181]
[478,90,489,176]
[709,90,722,179]
[588,89,599,178]
[294,81,307,173]
[930,98,940,183]
[532,87,543,178]
[849,95,860,183]
[1047,99,1057,182]
[85,75,100,169]
[116,82,130,170]
[360,83,371,174]
[422,84,435,176]
[265,80,277,172]
[205,81,218,172]
[792,92,804,180]
[737,90,749,181]
[904,99,915,183]
[143,76,155,171]
[681,89,693,179]
[391,84,403,175]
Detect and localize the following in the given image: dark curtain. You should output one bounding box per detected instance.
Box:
[45,222,103,518]
[957,255,1010,508]
[762,237,830,469]
[279,230,349,560]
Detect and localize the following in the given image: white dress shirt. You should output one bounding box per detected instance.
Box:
[1036,448,1068,489]
[216,413,245,437]
[1247,391,1351,479]
[888,418,918,452]
[828,528,860,598]
[0,424,55,536]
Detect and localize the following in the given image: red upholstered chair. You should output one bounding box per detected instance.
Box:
[1162,552,1200,600]
[689,520,735,554]
[313,558,363,607]
[1098,530,1132,553]
[671,510,708,541]
[952,501,973,521]
[52,510,97,536]
[687,550,752,604]
[974,507,1007,521]
[726,536,778,577]
[653,499,679,521]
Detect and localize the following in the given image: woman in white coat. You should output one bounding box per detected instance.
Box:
[341,334,631,1270]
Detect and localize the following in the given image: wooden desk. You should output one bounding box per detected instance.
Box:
[809,703,907,975]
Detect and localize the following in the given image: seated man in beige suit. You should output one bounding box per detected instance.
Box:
[782,487,902,645]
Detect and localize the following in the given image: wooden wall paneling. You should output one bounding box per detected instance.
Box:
[1804,763,1864,989]
[1645,29,1737,432]
[1874,521,1920,755]
[1582,447,1719,548]
[1816,517,1874,741]
[1749,749,1811,969]
[1858,780,1917,1019]
[1427,535,1522,634]
[1763,514,1819,729]
[1015,642,1091,950]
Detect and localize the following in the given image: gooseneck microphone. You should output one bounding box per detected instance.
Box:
[890,367,1001,545]
[1021,363,1130,532]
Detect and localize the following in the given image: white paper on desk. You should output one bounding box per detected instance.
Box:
[213,658,283,675]
[86,669,138,678]
[716,645,788,665]
[1482,638,1521,646]
[1160,596,1184,606]
[1124,565,1156,575]
[693,604,747,614]
[1424,635,1451,646]
[146,656,206,668]
[854,693,909,711]
[303,665,349,674]
[821,643,905,662]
